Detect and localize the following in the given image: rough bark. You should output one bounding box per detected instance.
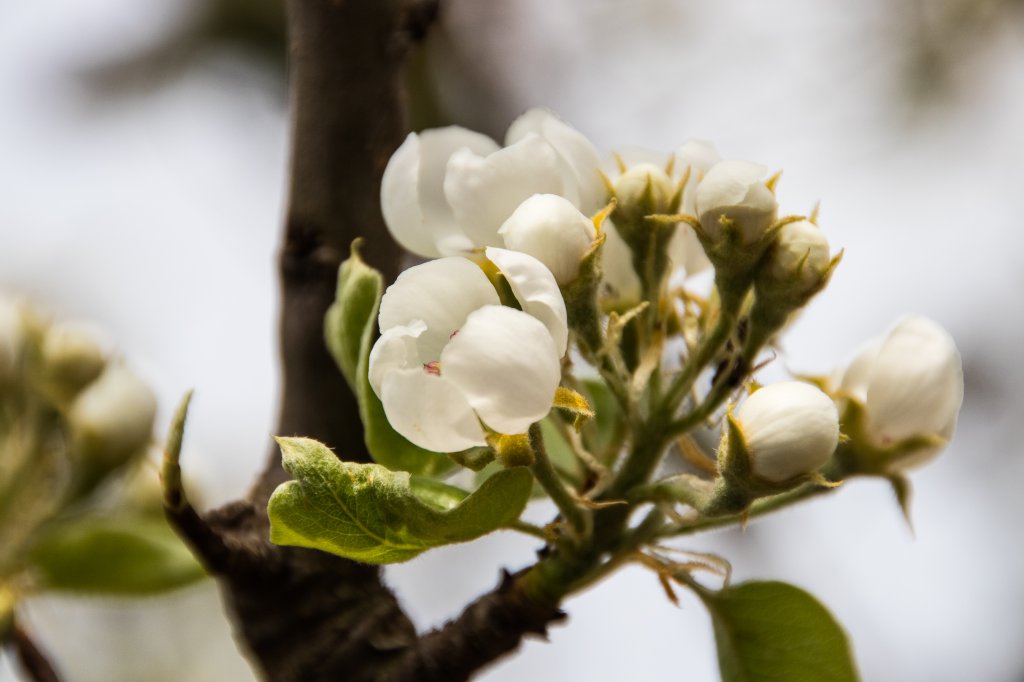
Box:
[165,1,571,680]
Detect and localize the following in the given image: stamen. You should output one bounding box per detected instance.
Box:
[423,361,441,376]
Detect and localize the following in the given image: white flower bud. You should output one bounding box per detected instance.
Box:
[40,322,107,399]
[765,220,831,289]
[835,316,963,470]
[499,194,597,285]
[68,363,157,469]
[612,163,676,220]
[695,160,778,245]
[735,382,840,482]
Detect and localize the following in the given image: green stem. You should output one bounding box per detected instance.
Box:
[657,479,837,538]
[529,423,588,541]
[505,519,549,541]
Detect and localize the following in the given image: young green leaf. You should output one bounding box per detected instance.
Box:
[324,242,453,477]
[700,580,860,682]
[29,516,206,596]
[268,437,532,564]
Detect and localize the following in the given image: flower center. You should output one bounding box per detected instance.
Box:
[423,361,441,376]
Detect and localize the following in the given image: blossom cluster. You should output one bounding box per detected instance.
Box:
[369,108,963,491]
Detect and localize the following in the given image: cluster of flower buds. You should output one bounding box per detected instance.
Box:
[372,108,962,514]
[0,293,157,494]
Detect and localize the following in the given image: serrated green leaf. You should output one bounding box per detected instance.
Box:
[29,515,206,595]
[268,437,531,564]
[701,580,859,682]
[324,242,454,477]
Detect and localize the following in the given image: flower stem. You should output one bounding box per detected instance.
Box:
[528,423,588,541]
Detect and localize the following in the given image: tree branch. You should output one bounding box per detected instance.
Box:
[164,2,580,679]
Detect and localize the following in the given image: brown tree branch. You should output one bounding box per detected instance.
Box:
[11,623,62,682]
[165,1,577,679]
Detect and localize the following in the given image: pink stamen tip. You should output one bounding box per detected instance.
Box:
[423,361,441,376]
[449,329,460,340]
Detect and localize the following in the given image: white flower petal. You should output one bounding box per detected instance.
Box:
[378,258,499,360]
[675,139,721,216]
[767,219,831,286]
[442,305,561,435]
[367,321,427,395]
[865,316,963,446]
[444,134,565,248]
[834,337,883,401]
[737,382,839,482]
[484,247,568,355]
[696,159,778,244]
[507,108,605,213]
[667,224,711,277]
[380,133,439,258]
[378,367,486,452]
[498,194,596,285]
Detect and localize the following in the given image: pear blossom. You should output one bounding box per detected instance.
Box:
[765,219,830,288]
[834,316,963,470]
[695,159,778,245]
[368,248,567,453]
[499,194,597,285]
[380,110,602,259]
[735,381,840,482]
[69,362,157,468]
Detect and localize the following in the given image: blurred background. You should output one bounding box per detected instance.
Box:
[2,0,1023,680]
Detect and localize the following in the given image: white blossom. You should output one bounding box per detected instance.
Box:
[835,316,963,469]
[69,363,157,467]
[668,139,719,276]
[499,194,597,285]
[695,159,778,245]
[735,381,840,482]
[380,110,602,259]
[369,250,566,453]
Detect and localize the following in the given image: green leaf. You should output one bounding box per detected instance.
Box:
[580,378,626,462]
[324,242,453,477]
[29,515,206,596]
[701,580,859,682]
[268,437,532,564]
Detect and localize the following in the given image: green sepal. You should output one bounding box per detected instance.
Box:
[324,241,454,477]
[448,446,495,472]
[888,473,914,533]
[553,386,595,429]
[561,233,606,356]
[699,580,860,682]
[267,437,532,564]
[28,515,206,596]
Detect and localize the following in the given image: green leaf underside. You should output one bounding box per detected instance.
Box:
[324,246,454,477]
[703,580,859,682]
[29,516,206,595]
[268,437,531,564]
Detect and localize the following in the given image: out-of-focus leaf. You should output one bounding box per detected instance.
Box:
[29,516,205,595]
[701,580,859,682]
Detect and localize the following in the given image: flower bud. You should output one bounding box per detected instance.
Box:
[695,160,778,246]
[733,382,840,483]
[612,162,677,230]
[499,194,597,285]
[40,322,107,401]
[764,220,831,290]
[833,316,963,473]
[68,363,157,472]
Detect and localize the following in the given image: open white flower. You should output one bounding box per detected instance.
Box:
[499,194,597,285]
[368,249,567,453]
[505,108,605,214]
[734,381,840,482]
[695,159,778,245]
[380,110,602,259]
[834,316,963,470]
